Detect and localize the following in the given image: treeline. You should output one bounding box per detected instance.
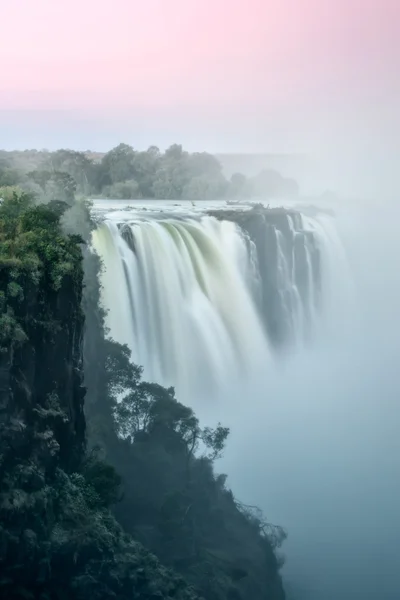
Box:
[0,188,287,599]
[0,144,299,201]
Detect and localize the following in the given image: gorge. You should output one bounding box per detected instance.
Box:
[91,202,333,401]
[1,190,399,600]
[0,193,287,600]
[91,197,400,600]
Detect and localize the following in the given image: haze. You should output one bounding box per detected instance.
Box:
[210,199,400,599]
[2,1,400,598]
[1,0,399,196]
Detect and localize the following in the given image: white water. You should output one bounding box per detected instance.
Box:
[92,215,271,400]
[91,203,334,401]
[91,198,400,600]
[218,201,400,600]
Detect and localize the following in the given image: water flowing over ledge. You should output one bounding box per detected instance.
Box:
[91,201,349,399]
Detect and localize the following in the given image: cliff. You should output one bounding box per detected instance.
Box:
[0,193,202,600]
[209,206,321,347]
[0,193,287,600]
[82,242,287,600]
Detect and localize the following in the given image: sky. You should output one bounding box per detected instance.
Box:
[0,0,399,191]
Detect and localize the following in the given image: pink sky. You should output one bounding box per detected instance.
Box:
[0,0,399,158]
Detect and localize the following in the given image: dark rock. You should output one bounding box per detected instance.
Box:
[209,206,322,347]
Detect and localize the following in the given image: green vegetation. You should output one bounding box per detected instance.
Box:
[0,190,83,350]
[0,145,299,201]
[0,193,201,599]
[83,228,287,600]
[0,192,287,599]
[110,376,287,600]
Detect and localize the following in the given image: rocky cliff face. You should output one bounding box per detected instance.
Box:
[0,199,87,595]
[209,206,321,347]
[0,196,202,600]
[0,260,86,476]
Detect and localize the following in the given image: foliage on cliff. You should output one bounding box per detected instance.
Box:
[84,256,287,600]
[0,192,287,599]
[0,193,202,600]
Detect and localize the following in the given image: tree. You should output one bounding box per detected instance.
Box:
[164,144,187,162]
[0,161,21,187]
[132,149,160,197]
[46,171,77,203]
[202,423,230,460]
[113,378,229,461]
[105,179,140,199]
[0,187,32,237]
[188,152,222,178]
[46,149,96,194]
[26,170,77,203]
[100,143,136,184]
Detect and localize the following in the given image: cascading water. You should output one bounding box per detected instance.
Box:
[91,203,334,400]
[92,215,270,399]
[208,208,325,348]
[91,199,400,600]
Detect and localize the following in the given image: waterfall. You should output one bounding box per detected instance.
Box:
[91,199,400,600]
[92,216,271,397]
[91,206,334,399]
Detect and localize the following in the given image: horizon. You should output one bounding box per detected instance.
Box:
[1,1,399,154]
[1,0,399,195]
[0,141,395,199]
[2,3,400,597]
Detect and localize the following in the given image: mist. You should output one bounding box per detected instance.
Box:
[90,190,400,599]
[212,197,400,599]
[3,0,400,597]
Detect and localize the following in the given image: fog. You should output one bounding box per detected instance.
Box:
[2,90,399,201]
[3,0,399,596]
[91,190,400,599]
[210,197,400,599]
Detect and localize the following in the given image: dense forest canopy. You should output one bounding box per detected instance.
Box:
[0,190,287,599]
[0,145,299,201]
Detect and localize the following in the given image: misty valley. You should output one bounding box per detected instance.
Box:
[0,147,399,600]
